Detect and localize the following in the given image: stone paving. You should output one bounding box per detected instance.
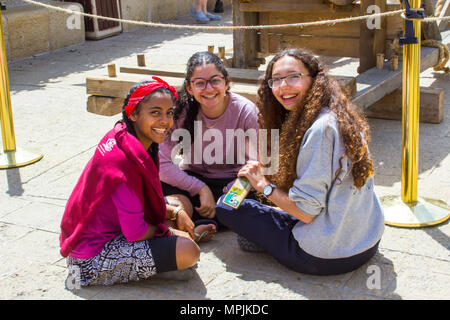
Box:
[0,6,449,300]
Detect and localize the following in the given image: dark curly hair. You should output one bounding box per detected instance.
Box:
[258,48,374,191]
[173,51,230,141]
[121,81,177,163]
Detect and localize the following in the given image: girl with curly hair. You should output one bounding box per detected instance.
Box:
[215,48,385,275]
[159,51,259,232]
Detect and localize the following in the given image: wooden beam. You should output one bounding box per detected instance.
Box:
[365,87,444,123]
[87,96,123,116]
[352,30,450,110]
[119,65,265,84]
[86,73,356,116]
[239,0,331,12]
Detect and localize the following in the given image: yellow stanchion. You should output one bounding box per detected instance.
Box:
[0,8,42,169]
[382,0,450,227]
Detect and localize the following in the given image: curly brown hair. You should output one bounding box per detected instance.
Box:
[258,48,373,191]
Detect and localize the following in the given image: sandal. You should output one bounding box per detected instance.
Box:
[194,219,218,243]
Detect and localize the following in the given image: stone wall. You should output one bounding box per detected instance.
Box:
[2,1,85,61]
[121,0,232,31]
[1,0,232,61]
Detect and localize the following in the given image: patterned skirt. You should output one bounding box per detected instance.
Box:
[66,234,158,287]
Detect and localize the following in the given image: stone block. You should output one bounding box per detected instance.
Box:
[2,1,85,61]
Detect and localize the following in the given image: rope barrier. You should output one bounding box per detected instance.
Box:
[20,0,448,31]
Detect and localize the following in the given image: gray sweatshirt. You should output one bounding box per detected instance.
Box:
[288,109,384,259]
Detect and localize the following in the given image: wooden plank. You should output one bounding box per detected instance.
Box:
[86,74,185,98]
[269,34,360,57]
[119,65,265,84]
[365,87,444,123]
[87,96,123,116]
[351,33,449,110]
[265,10,360,37]
[86,75,356,116]
[239,0,331,12]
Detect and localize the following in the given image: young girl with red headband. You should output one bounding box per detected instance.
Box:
[60,77,204,286]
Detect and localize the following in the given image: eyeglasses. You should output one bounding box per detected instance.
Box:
[267,73,310,89]
[190,76,226,90]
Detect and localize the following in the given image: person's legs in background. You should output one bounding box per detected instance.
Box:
[191,0,221,23]
[214,0,224,13]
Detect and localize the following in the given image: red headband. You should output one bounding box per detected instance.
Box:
[124,76,178,117]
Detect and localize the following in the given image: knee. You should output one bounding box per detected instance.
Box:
[175,237,200,270]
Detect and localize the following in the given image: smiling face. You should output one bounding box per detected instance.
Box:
[271,55,313,111]
[186,63,229,117]
[129,91,174,150]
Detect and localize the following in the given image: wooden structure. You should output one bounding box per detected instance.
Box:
[85,0,448,124]
[232,0,404,73]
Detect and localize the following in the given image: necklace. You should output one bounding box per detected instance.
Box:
[205,120,220,129]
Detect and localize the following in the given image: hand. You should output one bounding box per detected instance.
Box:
[238,160,270,193]
[176,209,196,239]
[195,185,216,219]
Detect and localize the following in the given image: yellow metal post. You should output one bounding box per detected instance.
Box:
[0,7,42,169]
[382,0,450,227]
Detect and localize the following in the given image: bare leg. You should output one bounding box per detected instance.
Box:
[175,236,200,270]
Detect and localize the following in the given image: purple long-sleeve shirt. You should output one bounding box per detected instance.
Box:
[159,92,259,196]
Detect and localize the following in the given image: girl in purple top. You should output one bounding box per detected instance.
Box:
[159,51,259,235]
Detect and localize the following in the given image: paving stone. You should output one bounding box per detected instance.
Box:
[0,6,449,301]
[0,263,104,300]
[1,201,64,233]
[0,229,61,264]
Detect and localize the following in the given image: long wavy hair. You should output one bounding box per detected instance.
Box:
[121,81,177,162]
[258,48,373,191]
[173,51,230,140]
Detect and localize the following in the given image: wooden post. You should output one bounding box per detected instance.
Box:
[107,63,117,77]
[137,54,146,67]
[390,55,398,71]
[376,53,385,69]
[232,0,259,69]
[359,0,386,73]
[218,46,225,59]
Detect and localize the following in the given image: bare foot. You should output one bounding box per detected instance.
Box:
[193,224,216,242]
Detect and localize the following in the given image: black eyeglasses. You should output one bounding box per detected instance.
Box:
[267,73,310,89]
[190,76,226,90]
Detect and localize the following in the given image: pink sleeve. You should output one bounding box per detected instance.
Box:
[159,133,205,196]
[110,182,149,242]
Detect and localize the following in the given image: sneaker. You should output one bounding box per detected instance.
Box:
[237,234,266,253]
[214,0,224,13]
[206,12,221,21]
[190,8,210,23]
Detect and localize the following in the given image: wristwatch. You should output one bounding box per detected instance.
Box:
[170,206,182,221]
[263,184,276,197]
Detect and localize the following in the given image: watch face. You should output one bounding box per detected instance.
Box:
[263,184,272,196]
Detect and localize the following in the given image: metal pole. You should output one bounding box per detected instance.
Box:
[0,6,43,169]
[0,5,15,151]
[382,0,449,227]
[401,0,421,204]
